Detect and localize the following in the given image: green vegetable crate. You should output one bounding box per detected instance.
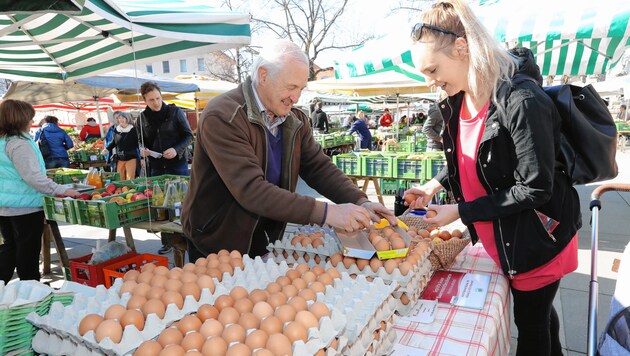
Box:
[74,196,150,229]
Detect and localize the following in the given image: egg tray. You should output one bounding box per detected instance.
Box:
[282,303,349,356]
[393,262,435,316]
[211,255,293,292]
[269,249,328,268]
[267,229,342,259]
[393,257,433,296]
[364,319,398,356]
[0,280,55,311]
[32,329,104,356]
[323,244,431,288]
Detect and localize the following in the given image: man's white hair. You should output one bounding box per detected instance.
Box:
[251,39,309,86]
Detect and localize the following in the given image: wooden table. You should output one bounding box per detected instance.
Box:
[348,175,385,205]
[41,220,70,279]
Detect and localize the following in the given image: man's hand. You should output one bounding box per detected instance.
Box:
[361,201,397,226]
[163,148,177,160]
[140,148,150,158]
[403,179,444,210]
[424,204,459,227]
[325,203,372,232]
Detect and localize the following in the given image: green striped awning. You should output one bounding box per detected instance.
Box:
[334,0,630,79]
[0,0,250,83]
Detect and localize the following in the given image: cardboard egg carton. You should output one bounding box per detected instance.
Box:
[393,260,435,316]
[32,329,102,356]
[267,224,341,258]
[323,245,431,287]
[289,303,348,356]
[0,280,53,309]
[269,249,328,268]
[217,255,292,291]
[365,319,398,356]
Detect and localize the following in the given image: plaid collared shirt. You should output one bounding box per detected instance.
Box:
[251,83,287,136]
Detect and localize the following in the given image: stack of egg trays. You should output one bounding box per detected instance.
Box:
[318,272,399,356]
[267,224,342,268]
[217,254,292,291]
[392,258,435,316]
[0,281,58,355]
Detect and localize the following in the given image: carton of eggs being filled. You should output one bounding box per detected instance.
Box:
[268,224,342,267]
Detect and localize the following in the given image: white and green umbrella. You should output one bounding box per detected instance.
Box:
[334,0,630,79]
[0,0,251,83]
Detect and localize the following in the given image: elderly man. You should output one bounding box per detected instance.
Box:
[182,39,396,260]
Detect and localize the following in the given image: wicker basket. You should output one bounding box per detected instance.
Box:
[400,214,471,270]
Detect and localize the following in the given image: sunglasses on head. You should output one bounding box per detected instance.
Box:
[411,22,459,40]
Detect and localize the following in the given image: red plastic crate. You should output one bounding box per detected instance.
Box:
[69,251,137,287]
[102,253,169,288]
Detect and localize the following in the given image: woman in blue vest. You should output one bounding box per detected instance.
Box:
[0,100,80,285]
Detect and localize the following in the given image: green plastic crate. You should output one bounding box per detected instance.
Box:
[394,157,424,179]
[379,179,407,195]
[42,196,78,224]
[425,158,447,180]
[333,153,362,176]
[360,155,393,177]
[74,196,150,229]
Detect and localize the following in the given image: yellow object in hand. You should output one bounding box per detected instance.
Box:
[374,218,390,229]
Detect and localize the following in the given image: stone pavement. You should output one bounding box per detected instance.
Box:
[34,150,630,355]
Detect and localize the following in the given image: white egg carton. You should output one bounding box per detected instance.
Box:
[0,280,53,308]
[32,329,103,356]
[267,224,342,258]
[290,303,348,356]
[269,249,328,268]
[365,319,398,356]
[324,245,431,287]
[215,255,292,291]
[394,266,435,316]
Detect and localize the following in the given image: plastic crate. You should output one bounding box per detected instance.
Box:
[69,251,137,287]
[425,158,447,180]
[333,153,362,176]
[42,196,78,224]
[102,254,169,288]
[46,168,89,184]
[394,157,424,179]
[74,196,150,229]
[126,175,189,186]
[360,155,393,177]
[379,179,407,195]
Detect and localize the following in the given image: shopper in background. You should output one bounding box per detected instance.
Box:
[422,103,444,151]
[104,114,119,171]
[102,111,139,180]
[34,115,74,169]
[182,39,396,261]
[0,100,80,285]
[311,101,329,133]
[618,104,628,122]
[79,117,102,141]
[404,1,580,355]
[348,115,373,149]
[379,108,393,127]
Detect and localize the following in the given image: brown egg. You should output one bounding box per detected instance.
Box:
[275,275,291,287]
[390,237,407,250]
[233,297,254,314]
[274,304,297,324]
[222,323,246,344]
[218,307,240,325]
[225,343,251,356]
[137,271,154,285]
[266,333,293,356]
[229,286,249,300]
[229,250,242,259]
[120,309,145,331]
[159,344,186,356]
[326,268,341,279]
[285,269,301,281]
[295,310,319,329]
[218,254,231,264]
[199,319,224,338]
[287,296,308,312]
[245,329,269,350]
[195,274,215,293]
[248,289,269,304]
[253,348,275,356]
[316,273,333,286]
[311,265,325,276]
[194,266,207,275]
[399,261,412,276]
[329,253,343,267]
[206,259,220,269]
[123,269,140,282]
[201,337,228,356]
[238,312,260,330]
[142,298,166,319]
[161,290,184,309]
[298,288,316,302]
[439,230,453,241]
[259,315,283,335]
[356,258,370,271]
[384,259,399,274]
[368,231,381,243]
[120,280,137,295]
[291,278,307,290]
[281,284,299,298]
[180,331,205,352]
[283,321,308,343]
[218,263,234,276]
[451,229,463,238]
[104,304,126,321]
[375,239,391,251]
[369,257,383,273]
[217,249,230,257]
[164,279,183,293]
[309,302,329,319]
[177,315,202,334]
[291,235,303,246]
[134,340,162,355]
[426,210,437,218]
[168,268,183,280]
[265,282,282,294]
[252,301,274,320]
[181,282,201,301]
[184,351,203,356]
[78,313,104,336]
[214,295,235,311]
[300,237,312,247]
[302,271,317,284]
[194,257,208,267]
[230,258,244,270]
[400,293,410,305]
[180,272,198,284]
[207,253,219,261]
[95,319,123,343]
[196,304,219,322]
[147,286,166,300]
[157,327,184,347]
[405,254,418,266]
[126,295,148,310]
[267,292,288,309]
[182,263,197,272]
[309,281,325,294]
[134,282,152,298]
[418,229,430,238]
[312,239,324,248]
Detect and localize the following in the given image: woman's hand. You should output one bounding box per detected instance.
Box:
[403,179,443,210]
[424,204,459,227]
[63,189,81,198]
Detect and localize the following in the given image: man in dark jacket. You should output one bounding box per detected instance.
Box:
[34,116,74,169]
[348,116,372,149]
[311,101,329,133]
[422,104,444,151]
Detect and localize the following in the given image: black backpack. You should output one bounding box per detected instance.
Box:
[513,75,618,185]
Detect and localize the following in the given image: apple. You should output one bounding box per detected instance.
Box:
[79,193,91,200]
[101,192,111,197]
[143,188,153,198]
[105,184,116,194]
[92,194,102,199]
[114,188,123,195]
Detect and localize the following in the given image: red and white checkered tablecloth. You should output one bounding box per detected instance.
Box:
[393,244,511,356]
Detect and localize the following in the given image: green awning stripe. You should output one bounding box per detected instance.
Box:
[542,40,554,75]
[0,69,61,80]
[135,22,251,37]
[401,50,414,67]
[603,37,622,72]
[364,62,374,74]
[555,39,570,75]
[517,16,535,42]
[0,57,51,63]
[545,15,564,42]
[585,38,601,75]
[571,41,586,75]
[575,8,595,39]
[24,15,76,36]
[382,58,394,70]
[608,12,630,38]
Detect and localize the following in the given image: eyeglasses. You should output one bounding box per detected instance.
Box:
[411,22,459,40]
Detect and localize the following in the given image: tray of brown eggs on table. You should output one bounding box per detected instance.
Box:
[267,225,342,268]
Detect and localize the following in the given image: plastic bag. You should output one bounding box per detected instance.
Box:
[89,240,131,265]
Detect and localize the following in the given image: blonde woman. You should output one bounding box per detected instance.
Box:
[403,1,580,355]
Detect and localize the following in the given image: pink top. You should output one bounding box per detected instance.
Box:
[456,100,577,291]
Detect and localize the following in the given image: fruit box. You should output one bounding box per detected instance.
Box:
[69,251,137,287]
[42,196,78,224]
[102,253,169,288]
[74,196,150,229]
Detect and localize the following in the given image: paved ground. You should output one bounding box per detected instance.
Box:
[30,150,630,355]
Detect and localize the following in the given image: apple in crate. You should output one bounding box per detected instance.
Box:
[143,188,153,198]
[79,193,91,200]
[130,193,147,201]
[105,184,117,194]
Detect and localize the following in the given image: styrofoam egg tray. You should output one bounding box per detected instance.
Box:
[269,249,328,268]
[0,280,53,309]
[394,261,434,316]
[213,255,292,291]
[267,224,342,257]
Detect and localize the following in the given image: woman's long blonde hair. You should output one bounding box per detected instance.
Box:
[413,0,516,104]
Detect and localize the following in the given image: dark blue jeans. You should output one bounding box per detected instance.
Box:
[0,211,45,284]
[45,157,70,169]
